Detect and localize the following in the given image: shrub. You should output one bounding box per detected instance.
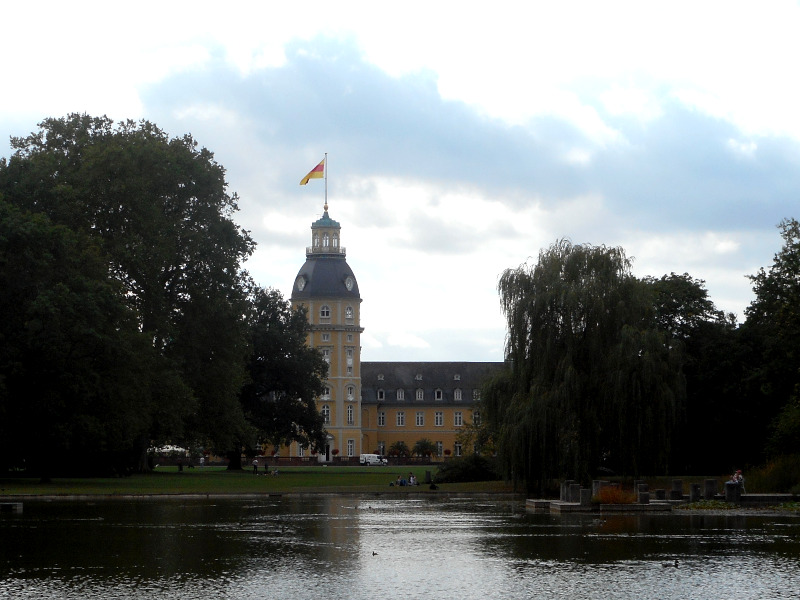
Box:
[745,454,800,493]
[594,485,636,504]
[433,454,501,483]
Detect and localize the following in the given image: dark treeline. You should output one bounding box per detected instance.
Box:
[0,115,327,478]
[483,221,800,493]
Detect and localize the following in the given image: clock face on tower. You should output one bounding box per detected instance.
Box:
[345,276,354,291]
[296,276,306,291]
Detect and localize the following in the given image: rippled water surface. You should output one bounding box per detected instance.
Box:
[2,496,800,599]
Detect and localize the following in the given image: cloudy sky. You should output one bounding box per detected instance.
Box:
[3,1,799,362]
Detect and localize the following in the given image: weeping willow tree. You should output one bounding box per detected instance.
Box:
[484,240,684,492]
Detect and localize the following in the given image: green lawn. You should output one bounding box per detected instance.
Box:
[0,465,514,497]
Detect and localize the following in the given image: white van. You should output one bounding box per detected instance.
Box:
[359,453,388,466]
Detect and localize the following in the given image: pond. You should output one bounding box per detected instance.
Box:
[1,495,799,599]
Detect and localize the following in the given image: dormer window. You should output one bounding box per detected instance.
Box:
[378,389,385,400]
[415,374,423,381]
[436,389,444,401]
[454,388,462,402]
[454,374,461,381]
[377,374,384,381]
[397,389,404,401]
[416,389,424,401]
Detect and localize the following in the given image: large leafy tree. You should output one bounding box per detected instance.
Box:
[0,115,255,468]
[0,200,189,477]
[745,218,800,457]
[238,287,328,466]
[486,240,684,492]
[645,273,751,472]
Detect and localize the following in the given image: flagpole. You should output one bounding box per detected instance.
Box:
[324,152,328,211]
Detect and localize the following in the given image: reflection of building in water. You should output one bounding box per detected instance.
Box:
[286,204,504,461]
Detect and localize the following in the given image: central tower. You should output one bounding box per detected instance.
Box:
[291,203,363,461]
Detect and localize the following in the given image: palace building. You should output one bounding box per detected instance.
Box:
[289,204,504,461]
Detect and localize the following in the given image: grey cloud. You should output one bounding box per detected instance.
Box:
[139,37,799,239]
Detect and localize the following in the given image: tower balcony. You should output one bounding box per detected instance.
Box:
[307,246,346,257]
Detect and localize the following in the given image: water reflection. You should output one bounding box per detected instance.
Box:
[1,496,799,599]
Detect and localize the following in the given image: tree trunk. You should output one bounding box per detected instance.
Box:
[226,449,243,470]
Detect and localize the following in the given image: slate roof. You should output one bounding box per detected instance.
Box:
[292,256,361,299]
[361,361,506,405]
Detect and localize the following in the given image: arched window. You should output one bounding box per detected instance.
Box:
[345,306,353,319]
[347,385,355,400]
[397,389,404,401]
[323,233,329,247]
[313,234,319,247]
[321,404,330,425]
[332,234,339,247]
[347,404,354,424]
[454,388,462,401]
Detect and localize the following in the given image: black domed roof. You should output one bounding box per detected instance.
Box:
[291,256,361,300]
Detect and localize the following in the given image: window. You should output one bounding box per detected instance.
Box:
[347,404,354,425]
[396,411,405,427]
[321,404,330,425]
[378,442,386,456]
[320,305,330,318]
[313,234,319,247]
[415,374,423,381]
[454,374,461,381]
[323,232,329,247]
[473,411,481,426]
[377,373,383,380]
[397,389,404,401]
[473,389,480,400]
[298,445,305,457]
[321,333,330,342]
[347,366,353,375]
[416,388,424,401]
[435,389,443,401]
[378,389,385,400]
[345,306,353,319]
[454,388,462,402]
[436,441,443,457]
[347,334,353,342]
[378,411,385,427]
[347,439,354,456]
[454,442,463,457]
[454,411,463,427]
[333,234,339,248]
[416,411,424,426]
[321,349,330,364]
[435,411,443,427]
[322,387,331,399]
[347,385,355,400]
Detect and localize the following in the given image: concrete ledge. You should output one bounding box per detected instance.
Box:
[525,499,551,510]
[536,500,673,514]
[0,502,23,513]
